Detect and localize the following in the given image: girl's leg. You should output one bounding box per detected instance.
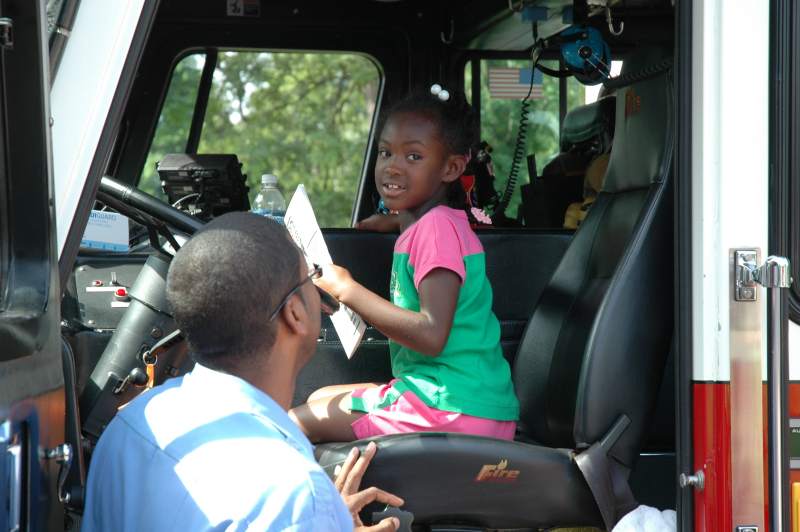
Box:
[306,382,379,403]
[289,392,366,443]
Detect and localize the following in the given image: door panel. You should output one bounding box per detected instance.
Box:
[0,0,65,529]
[292,229,572,405]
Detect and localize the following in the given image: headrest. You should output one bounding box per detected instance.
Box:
[601,48,673,193]
[560,96,615,151]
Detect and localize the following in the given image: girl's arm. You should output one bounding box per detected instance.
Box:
[314,264,460,356]
[354,213,401,232]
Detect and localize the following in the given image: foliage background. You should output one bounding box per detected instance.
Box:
[140,52,589,226]
[140,51,379,227]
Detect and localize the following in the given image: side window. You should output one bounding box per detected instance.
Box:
[139,50,381,227]
[465,58,622,226]
[139,53,206,197]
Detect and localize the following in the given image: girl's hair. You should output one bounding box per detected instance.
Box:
[383,87,485,223]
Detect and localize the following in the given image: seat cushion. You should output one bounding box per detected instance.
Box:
[316,433,603,529]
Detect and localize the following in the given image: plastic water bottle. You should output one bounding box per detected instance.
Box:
[251,174,286,224]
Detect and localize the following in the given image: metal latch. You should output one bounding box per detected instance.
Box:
[0,18,13,49]
[734,251,791,301]
[45,443,74,504]
[734,250,759,301]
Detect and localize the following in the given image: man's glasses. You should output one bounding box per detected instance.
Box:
[268,263,340,321]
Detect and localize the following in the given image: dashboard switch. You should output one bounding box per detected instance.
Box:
[114,287,130,302]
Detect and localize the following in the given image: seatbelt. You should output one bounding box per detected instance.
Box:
[574,415,638,530]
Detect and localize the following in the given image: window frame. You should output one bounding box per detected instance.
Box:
[460,50,623,152]
[460,50,568,142]
[134,47,206,199]
[457,51,625,227]
[185,48,217,155]
[458,50,589,225]
[134,46,385,228]
[46,0,79,80]
[776,0,800,321]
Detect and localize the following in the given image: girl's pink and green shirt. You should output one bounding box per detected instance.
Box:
[351,205,519,422]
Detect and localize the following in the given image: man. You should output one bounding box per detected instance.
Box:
[82,213,403,531]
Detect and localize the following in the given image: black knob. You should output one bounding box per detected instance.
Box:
[129,367,149,387]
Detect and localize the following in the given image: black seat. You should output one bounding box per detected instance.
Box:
[316,48,674,530]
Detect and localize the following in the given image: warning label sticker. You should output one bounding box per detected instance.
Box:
[227,0,260,17]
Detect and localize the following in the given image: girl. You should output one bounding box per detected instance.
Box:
[289,85,519,442]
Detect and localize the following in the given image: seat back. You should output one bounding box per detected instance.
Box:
[512,48,674,467]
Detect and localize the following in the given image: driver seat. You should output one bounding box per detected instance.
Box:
[316,48,674,530]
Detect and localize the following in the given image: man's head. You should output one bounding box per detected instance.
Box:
[166,212,318,372]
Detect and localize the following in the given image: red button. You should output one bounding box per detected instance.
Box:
[92,280,103,287]
[114,288,131,302]
[114,288,130,303]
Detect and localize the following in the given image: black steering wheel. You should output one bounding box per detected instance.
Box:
[80,177,203,438]
[97,175,205,251]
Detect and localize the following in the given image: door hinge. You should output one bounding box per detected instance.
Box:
[0,18,13,49]
[45,443,74,504]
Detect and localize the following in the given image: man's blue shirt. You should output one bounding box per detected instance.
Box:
[82,364,353,531]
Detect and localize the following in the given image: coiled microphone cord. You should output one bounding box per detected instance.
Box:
[493,45,542,218]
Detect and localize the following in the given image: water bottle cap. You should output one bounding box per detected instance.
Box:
[261,174,278,186]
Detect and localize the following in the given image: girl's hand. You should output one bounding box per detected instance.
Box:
[313,263,355,302]
[355,214,401,233]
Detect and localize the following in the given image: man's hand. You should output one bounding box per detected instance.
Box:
[335,441,404,532]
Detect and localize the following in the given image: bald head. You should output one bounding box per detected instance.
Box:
[166,212,301,371]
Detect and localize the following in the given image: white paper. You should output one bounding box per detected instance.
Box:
[284,185,366,358]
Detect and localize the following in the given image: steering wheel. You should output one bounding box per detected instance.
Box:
[81,176,204,440]
[96,175,205,252]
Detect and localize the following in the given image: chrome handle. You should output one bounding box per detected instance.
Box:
[762,256,791,532]
[737,253,792,532]
[736,253,792,297]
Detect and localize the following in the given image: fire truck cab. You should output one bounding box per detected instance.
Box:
[0,0,795,530]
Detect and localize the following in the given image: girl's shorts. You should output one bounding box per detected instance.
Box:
[349,379,516,441]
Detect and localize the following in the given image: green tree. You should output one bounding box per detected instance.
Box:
[139,54,205,197]
[140,51,587,227]
[465,59,586,221]
[140,50,379,228]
